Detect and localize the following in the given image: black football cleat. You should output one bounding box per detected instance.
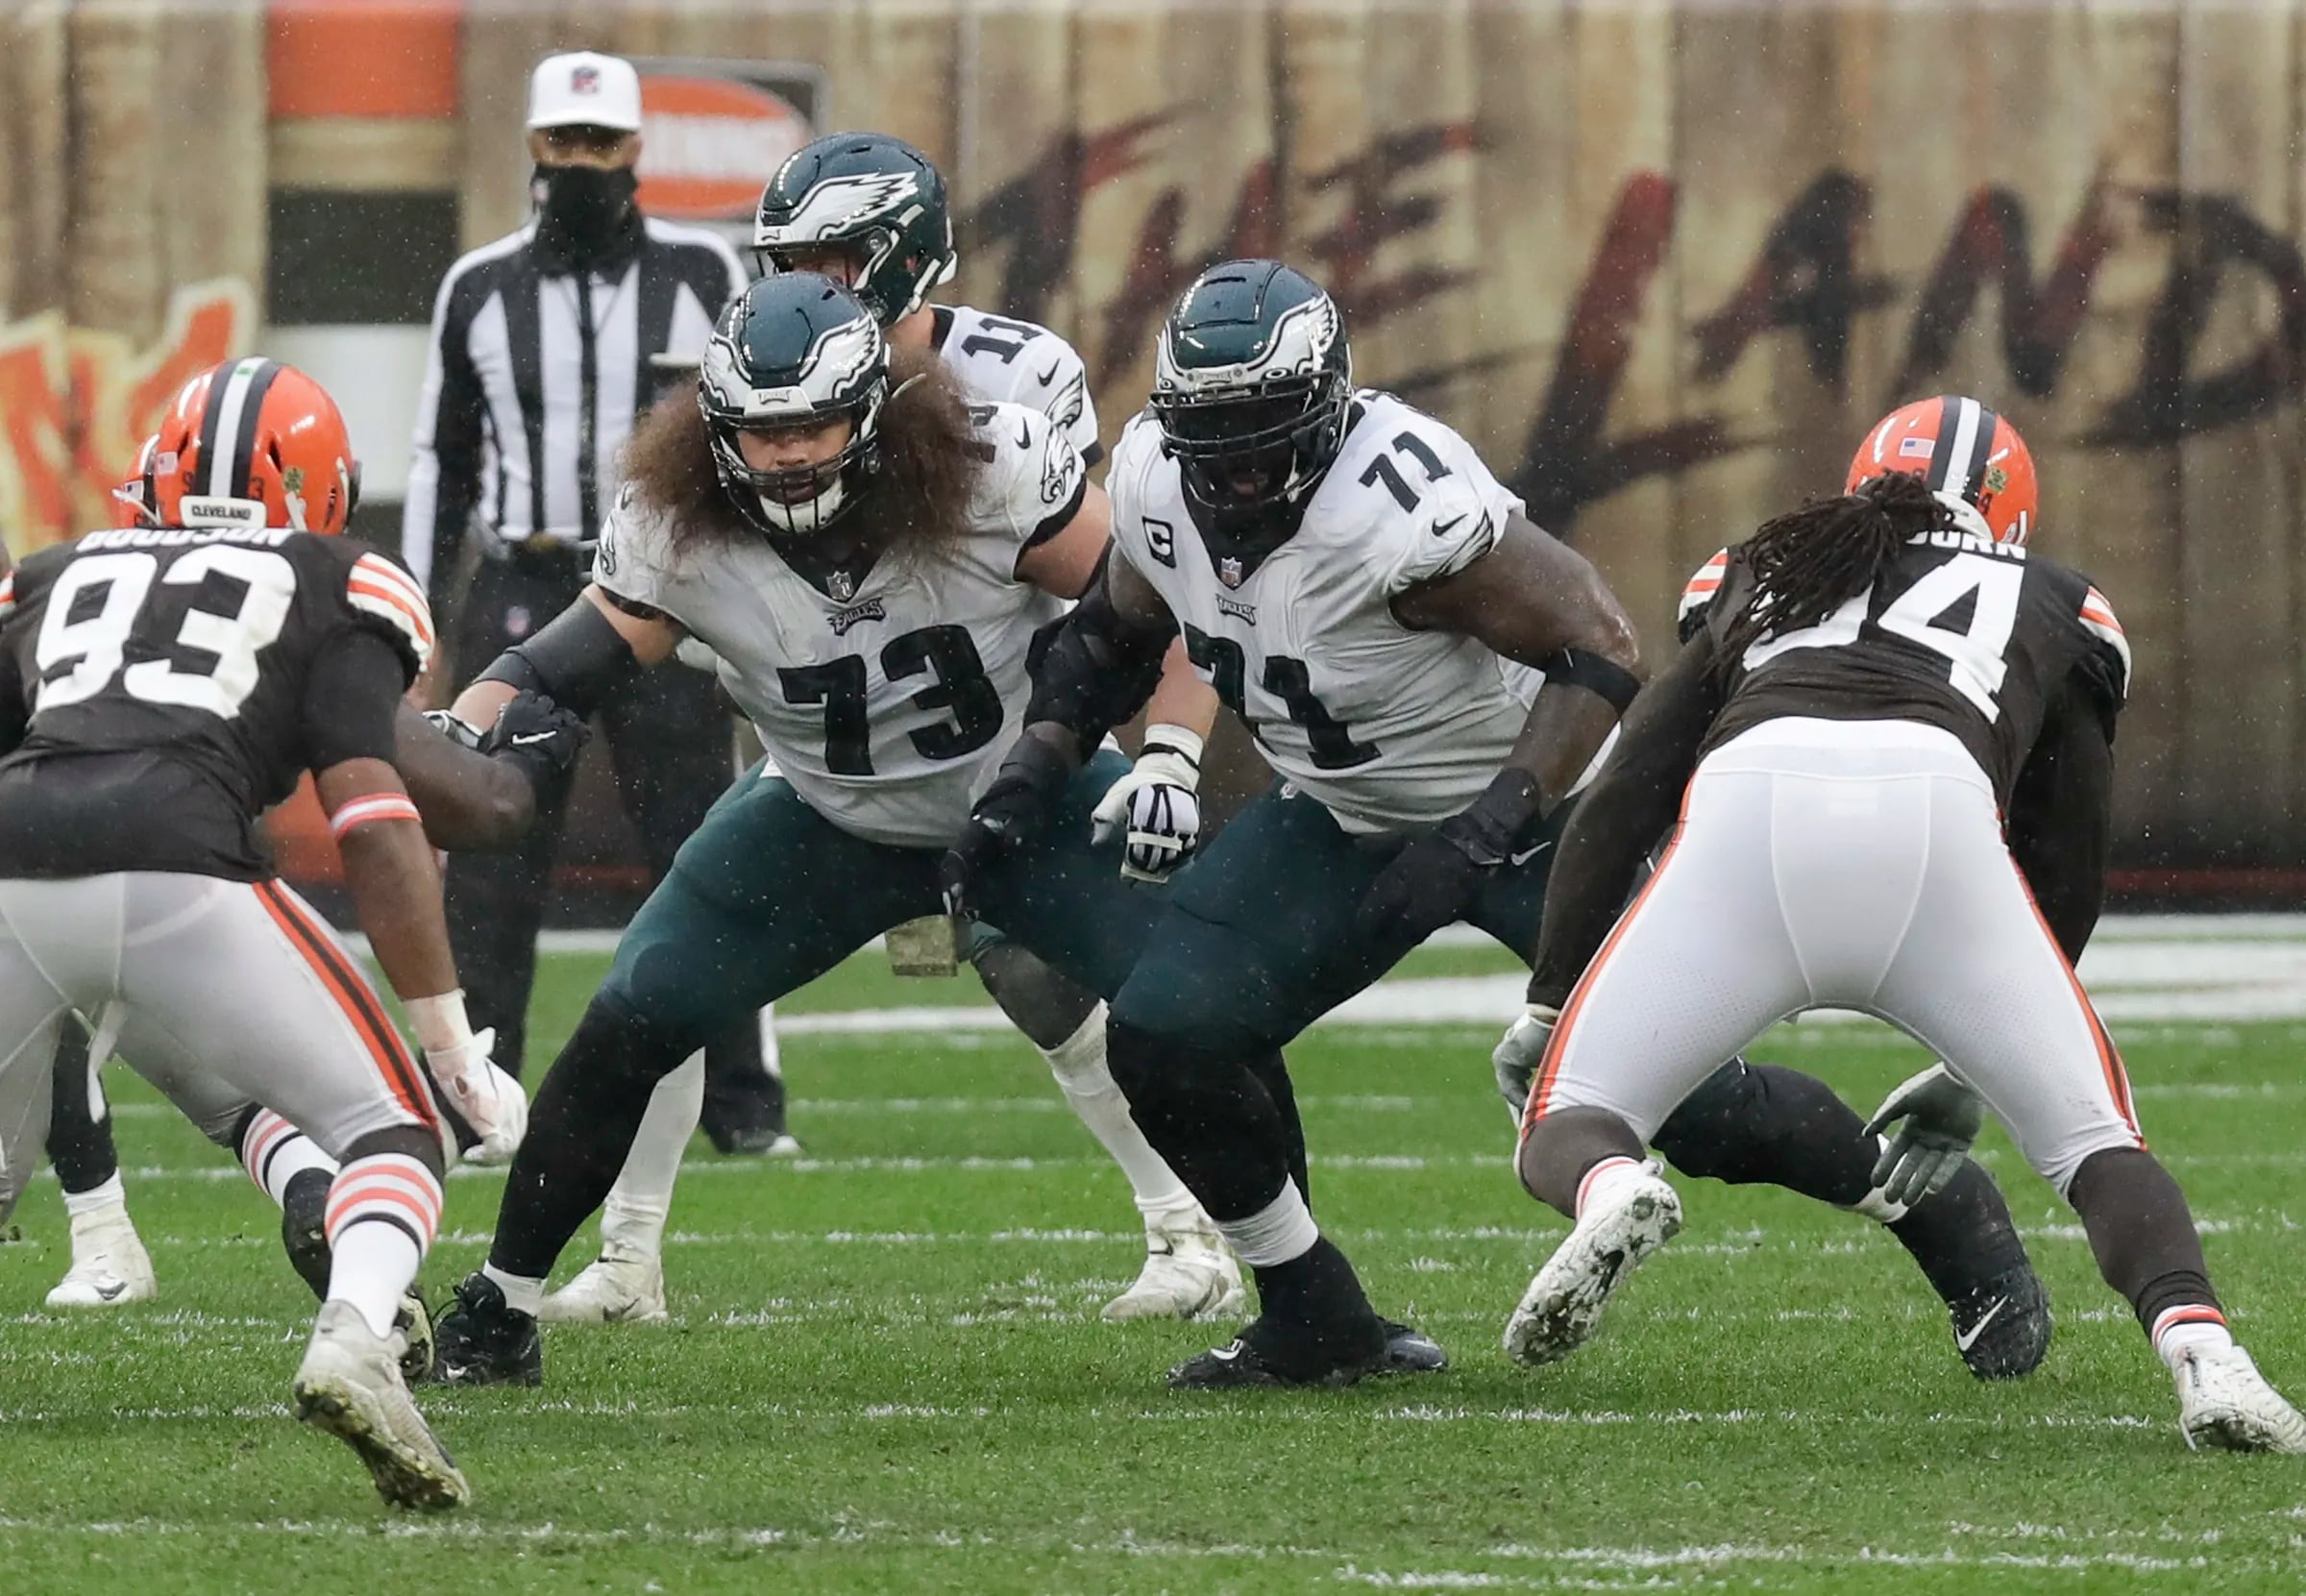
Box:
[1167,1318,1391,1390]
[1949,1262,2052,1381]
[702,1072,800,1157]
[432,1272,544,1387]
[281,1167,334,1300]
[1377,1316,1449,1375]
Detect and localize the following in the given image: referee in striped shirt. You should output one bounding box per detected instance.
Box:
[404,51,790,1152]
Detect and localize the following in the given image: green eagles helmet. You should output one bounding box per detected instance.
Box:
[699,273,891,540]
[1151,258,1353,536]
[752,133,959,327]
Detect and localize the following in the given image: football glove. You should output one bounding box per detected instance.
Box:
[941,734,1073,918]
[1491,1002,1558,1126]
[1862,1063,1983,1207]
[1090,724,1204,884]
[424,1028,527,1165]
[480,691,589,784]
[1354,769,1541,946]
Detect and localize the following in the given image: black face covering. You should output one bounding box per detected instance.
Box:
[531,163,642,271]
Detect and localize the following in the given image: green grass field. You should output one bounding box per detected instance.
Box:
[4,943,2305,1594]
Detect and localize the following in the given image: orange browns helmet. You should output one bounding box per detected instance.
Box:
[148,357,361,537]
[109,433,161,529]
[1848,395,2038,546]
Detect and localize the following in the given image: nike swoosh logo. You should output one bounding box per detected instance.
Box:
[1431,513,1466,538]
[94,1278,128,1301]
[510,730,559,747]
[1037,361,1062,386]
[1954,1296,2008,1353]
[1509,840,1554,867]
[1016,418,1034,450]
[1210,1342,1243,1363]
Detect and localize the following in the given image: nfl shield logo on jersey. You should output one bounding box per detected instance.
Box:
[828,570,856,602]
[1219,556,1244,588]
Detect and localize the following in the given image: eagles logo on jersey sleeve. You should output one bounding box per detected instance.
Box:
[936,306,1102,466]
[592,481,686,621]
[969,401,1088,555]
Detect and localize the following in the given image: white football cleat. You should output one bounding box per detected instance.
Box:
[1102,1211,1247,1323]
[1505,1163,1681,1367]
[293,1300,470,1510]
[45,1209,157,1310]
[538,1243,669,1325]
[2174,1344,2306,1454]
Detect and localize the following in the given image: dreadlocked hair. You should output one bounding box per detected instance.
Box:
[1713,470,1953,675]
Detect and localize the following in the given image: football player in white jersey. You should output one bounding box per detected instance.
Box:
[947,260,2053,1388]
[540,132,1241,1329]
[429,274,1322,1385]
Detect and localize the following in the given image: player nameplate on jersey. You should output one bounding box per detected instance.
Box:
[1219,555,1244,588]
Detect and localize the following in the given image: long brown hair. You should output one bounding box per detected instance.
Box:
[1715,470,1951,673]
[619,342,985,567]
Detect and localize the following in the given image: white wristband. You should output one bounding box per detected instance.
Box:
[403,989,474,1057]
[1140,723,1205,766]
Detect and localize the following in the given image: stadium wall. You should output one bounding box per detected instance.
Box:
[3,0,2303,885]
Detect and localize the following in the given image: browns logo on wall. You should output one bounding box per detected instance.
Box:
[631,60,826,232]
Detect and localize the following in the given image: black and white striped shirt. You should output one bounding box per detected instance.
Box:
[402,217,745,605]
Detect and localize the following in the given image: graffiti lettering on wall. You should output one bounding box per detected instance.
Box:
[969,118,2306,530]
[0,280,255,558]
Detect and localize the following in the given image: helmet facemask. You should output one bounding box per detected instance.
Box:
[1153,368,1352,524]
[704,383,888,541]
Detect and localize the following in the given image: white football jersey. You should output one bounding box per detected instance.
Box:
[1107,390,1550,834]
[595,402,1086,847]
[933,305,1101,464]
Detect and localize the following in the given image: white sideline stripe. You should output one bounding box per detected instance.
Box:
[363,914,2306,961]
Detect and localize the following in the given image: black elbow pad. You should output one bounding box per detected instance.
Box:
[1024,580,1171,749]
[475,600,642,719]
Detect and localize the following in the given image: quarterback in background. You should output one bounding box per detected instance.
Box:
[1509,397,2305,1453]
[546,131,1241,1329]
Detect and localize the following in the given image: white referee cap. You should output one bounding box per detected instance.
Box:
[527,51,643,134]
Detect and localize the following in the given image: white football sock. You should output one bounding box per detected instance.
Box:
[61,1170,128,1223]
[1214,1180,1319,1268]
[480,1264,546,1317]
[324,1154,440,1338]
[599,1053,704,1258]
[1040,1002,1194,1220]
[238,1108,337,1210]
[2153,1304,2235,1371]
[758,1004,782,1080]
[1575,1156,1648,1219]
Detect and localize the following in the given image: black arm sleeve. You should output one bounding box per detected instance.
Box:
[1527,628,1726,1008]
[302,628,407,773]
[2005,675,2115,965]
[474,598,643,720]
[1021,551,1176,752]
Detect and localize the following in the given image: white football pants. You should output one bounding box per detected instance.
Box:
[0,872,435,1223]
[1527,717,2142,1196]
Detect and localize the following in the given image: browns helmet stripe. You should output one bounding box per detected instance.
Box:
[225,360,285,502]
[198,356,279,498]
